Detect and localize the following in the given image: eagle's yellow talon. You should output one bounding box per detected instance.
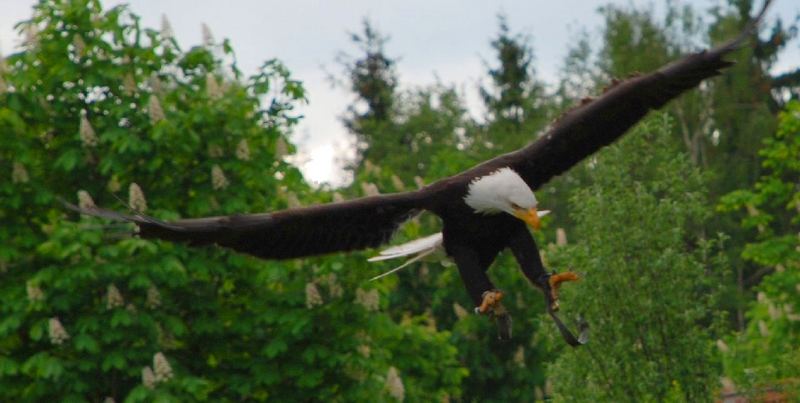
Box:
[478,290,505,314]
[548,272,580,311]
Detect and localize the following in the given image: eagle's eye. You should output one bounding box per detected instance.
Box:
[510,202,521,209]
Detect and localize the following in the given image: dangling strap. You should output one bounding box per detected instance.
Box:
[546,302,589,347]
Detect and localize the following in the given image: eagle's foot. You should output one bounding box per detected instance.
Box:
[545,271,580,312]
[472,290,512,340]
[475,289,505,314]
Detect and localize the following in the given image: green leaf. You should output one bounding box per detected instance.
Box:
[262,338,287,358]
[22,352,64,380]
[54,149,82,172]
[0,357,19,376]
[28,320,46,341]
[101,351,126,372]
[73,333,100,353]
[110,310,134,328]
[0,316,22,337]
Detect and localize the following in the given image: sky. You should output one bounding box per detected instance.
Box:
[2,0,798,186]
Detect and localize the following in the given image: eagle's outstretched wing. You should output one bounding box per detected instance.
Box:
[469,0,771,191]
[67,192,425,259]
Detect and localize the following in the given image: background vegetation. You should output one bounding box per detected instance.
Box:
[0,0,797,401]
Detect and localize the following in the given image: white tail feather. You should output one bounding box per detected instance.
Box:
[368,232,444,280]
[367,233,443,262]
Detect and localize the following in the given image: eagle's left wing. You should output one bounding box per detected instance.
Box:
[473,0,770,191]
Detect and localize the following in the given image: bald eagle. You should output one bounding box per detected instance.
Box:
[67,1,770,345]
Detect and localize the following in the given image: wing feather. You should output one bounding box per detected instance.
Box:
[67,192,426,260]
[368,232,444,262]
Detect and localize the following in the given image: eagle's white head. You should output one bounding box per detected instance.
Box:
[464,167,550,229]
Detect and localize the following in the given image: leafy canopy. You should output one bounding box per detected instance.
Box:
[545,115,724,402]
[0,1,465,401]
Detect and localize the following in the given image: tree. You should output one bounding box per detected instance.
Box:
[0,1,465,400]
[477,16,554,156]
[545,116,724,402]
[480,16,537,124]
[704,0,796,329]
[338,19,399,172]
[337,21,476,185]
[567,0,797,332]
[717,101,800,398]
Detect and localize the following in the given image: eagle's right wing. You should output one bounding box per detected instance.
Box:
[67,191,428,260]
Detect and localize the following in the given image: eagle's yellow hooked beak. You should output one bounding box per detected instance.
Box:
[513,207,549,230]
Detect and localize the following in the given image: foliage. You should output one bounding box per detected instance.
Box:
[337,20,476,184]
[717,101,800,398]
[0,1,465,401]
[719,101,800,268]
[476,16,555,157]
[337,19,399,172]
[480,17,540,123]
[356,84,474,185]
[544,115,724,402]
[571,0,796,337]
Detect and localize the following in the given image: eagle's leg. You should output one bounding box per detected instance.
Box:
[448,244,512,339]
[508,224,579,311]
[448,245,499,309]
